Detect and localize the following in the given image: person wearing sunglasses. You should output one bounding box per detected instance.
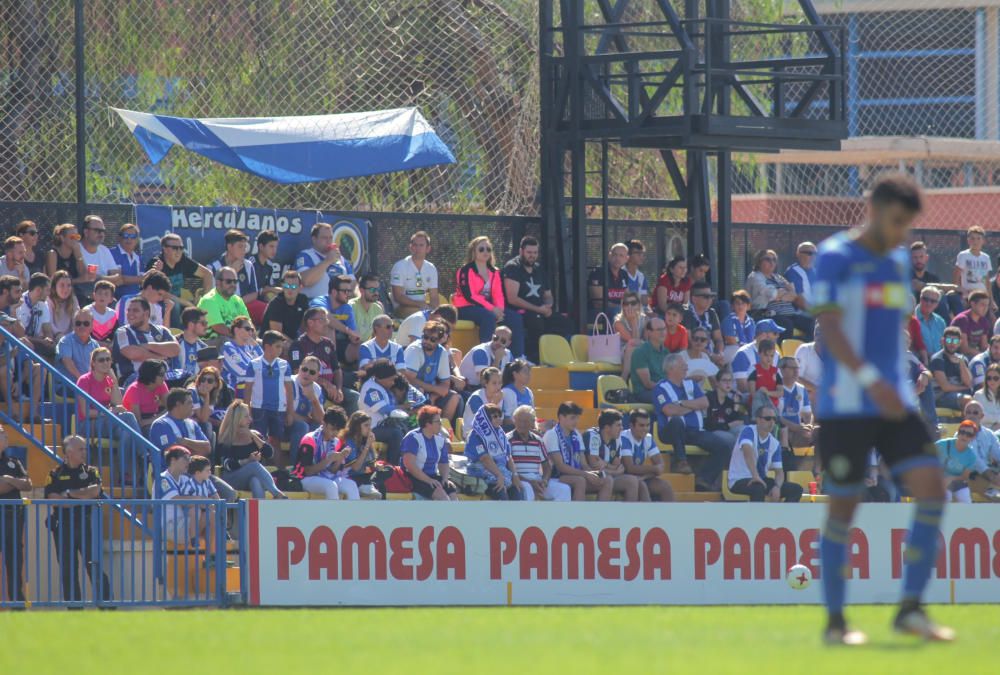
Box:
[110,222,143,299]
[745,248,813,341]
[784,241,817,307]
[390,230,440,318]
[209,229,263,323]
[914,285,946,358]
[358,314,405,379]
[197,266,251,342]
[350,273,385,339]
[929,326,973,413]
[188,365,223,440]
[14,220,44,276]
[263,269,310,344]
[310,273,362,366]
[682,282,725,367]
[55,307,98,380]
[973,362,1000,430]
[458,326,512,389]
[936,420,984,504]
[76,346,142,484]
[402,320,461,425]
[960,402,1000,482]
[501,235,572,364]
[454,235,513,347]
[75,215,122,305]
[726,405,802,503]
[679,326,718,389]
[220,315,263,396]
[148,233,214,319]
[287,355,326,462]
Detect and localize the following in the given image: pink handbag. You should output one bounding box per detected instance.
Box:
[587,313,622,364]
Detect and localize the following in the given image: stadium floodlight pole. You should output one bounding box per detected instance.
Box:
[73,0,87,225]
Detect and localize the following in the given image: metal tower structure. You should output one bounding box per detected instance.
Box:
[540,0,848,325]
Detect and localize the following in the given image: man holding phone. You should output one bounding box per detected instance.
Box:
[295,222,355,300]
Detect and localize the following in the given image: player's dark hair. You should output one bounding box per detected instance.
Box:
[322,406,348,430]
[137,359,167,386]
[759,338,776,354]
[187,456,211,474]
[870,173,922,212]
[557,402,583,418]
[27,272,50,292]
[431,304,458,325]
[262,330,285,346]
[520,235,539,249]
[165,387,192,410]
[597,409,623,430]
[629,408,651,425]
[181,306,207,330]
[256,230,279,247]
[141,270,172,292]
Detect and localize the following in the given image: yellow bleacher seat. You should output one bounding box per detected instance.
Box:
[539,335,599,372]
[530,366,570,390]
[660,472,694,493]
[721,471,750,502]
[597,374,653,412]
[533,388,594,409]
[652,422,707,456]
[792,446,815,457]
[455,418,464,439]
[779,339,803,358]
[570,334,621,373]
[936,407,962,420]
[452,320,479,356]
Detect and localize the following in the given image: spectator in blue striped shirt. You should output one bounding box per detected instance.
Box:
[357,314,405,378]
[220,315,262,394]
[401,405,457,501]
[287,355,325,463]
[243,330,295,454]
[168,306,208,385]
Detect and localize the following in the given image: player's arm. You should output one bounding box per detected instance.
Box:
[742,442,763,484]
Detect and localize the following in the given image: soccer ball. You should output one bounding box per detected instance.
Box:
[787,564,812,590]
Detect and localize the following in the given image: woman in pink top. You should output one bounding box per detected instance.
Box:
[453,236,524,355]
[75,346,142,483]
[653,256,692,315]
[122,359,169,432]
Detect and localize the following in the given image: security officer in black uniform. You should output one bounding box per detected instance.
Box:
[44,435,111,603]
[0,424,31,602]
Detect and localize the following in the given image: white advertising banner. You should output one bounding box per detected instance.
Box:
[246,501,1000,606]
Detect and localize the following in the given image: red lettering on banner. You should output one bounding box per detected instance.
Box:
[642,528,671,580]
[798,528,819,577]
[416,526,435,581]
[521,527,548,580]
[277,527,305,581]
[597,529,621,580]
[436,527,466,580]
[754,528,795,580]
[552,527,596,580]
[848,529,870,579]
[995,531,1000,578]
[694,529,720,580]
[950,528,990,579]
[389,527,414,581]
[724,528,751,580]
[624,528,642,581]
[308,526,337,580]
[342,526,387,580]
[490,528,517,580]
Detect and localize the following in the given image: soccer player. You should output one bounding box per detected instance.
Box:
[812,174,954,644]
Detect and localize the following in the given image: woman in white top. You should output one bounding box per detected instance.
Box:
[613,291,646,384]
[973,362,1000,431]
[681,327,719,388]
[463,367,512,438]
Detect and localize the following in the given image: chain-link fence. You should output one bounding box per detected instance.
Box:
[2,0,540,215]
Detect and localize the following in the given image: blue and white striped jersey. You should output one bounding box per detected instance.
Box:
[813,231,916,418]
[245,356,293,412]
[400,429,451,474]
[727,424,782,486]
[221,340,263,390]
[619,428,659,464]
[358,338,405,368]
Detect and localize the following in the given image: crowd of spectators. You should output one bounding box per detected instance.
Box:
[0,216,997,504]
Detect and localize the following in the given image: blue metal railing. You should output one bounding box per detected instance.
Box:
[0,498,242,608]
[0,324,163,499]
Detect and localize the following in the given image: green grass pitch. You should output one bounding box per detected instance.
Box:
[5,605,996,674]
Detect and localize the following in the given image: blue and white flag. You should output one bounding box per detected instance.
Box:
[112,107,456,184]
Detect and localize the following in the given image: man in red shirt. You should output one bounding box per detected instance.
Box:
[951,290,991,359]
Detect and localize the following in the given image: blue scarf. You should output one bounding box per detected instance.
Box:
[469,403,511,463]
[554,423,581,469]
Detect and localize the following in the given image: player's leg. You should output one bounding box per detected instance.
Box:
[729,478,766,502]
[612,474,640,502]
[816,420,875,645]
[645,476,674,502]
[882,414,954,641]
